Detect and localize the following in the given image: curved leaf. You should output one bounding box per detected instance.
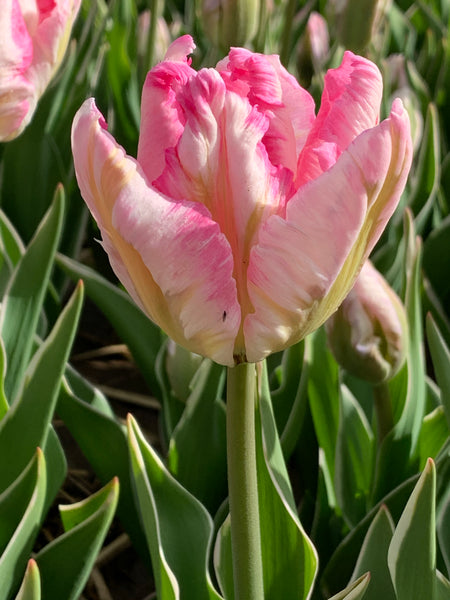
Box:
[128,415,222,600]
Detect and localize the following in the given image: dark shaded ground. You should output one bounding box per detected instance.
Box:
[40,297,159,599]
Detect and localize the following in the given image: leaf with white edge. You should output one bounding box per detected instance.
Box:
[0,283,83,493]
[388,458,436,600]
[437,483,450,578]
[334,385,375,527]
[57,252,163,395]
[35,478,119,600]
[215,363,318,600]
[57,374,149,563]
[436,571,450,600]
[14,559,41,600]
[350,505,396,600]
[418,407,449,469]
[0,338,8,420]
[427,314,450,429]
[0,449,46,599]
[0,209,25,268]
[128,415,222,600]
[328,573,371,600]
[0,187,64,403]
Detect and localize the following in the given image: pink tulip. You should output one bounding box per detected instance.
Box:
[72,35,412,367]
[0,0,81,141]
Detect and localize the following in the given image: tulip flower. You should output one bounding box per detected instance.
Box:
[0,0,81,141]
[72,35,412,368]
[325,260,407,383]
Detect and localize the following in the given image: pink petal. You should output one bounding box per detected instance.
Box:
[152,67,292,361]
[296,51,383,187]
[0,0,80,141]
[217,48,315,174]
[137,36,196,184]
[72,99,240,366]
[244,99,412,362]
[0,0,34,140]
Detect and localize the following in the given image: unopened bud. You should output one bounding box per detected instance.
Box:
[325,261,407,383]
[201,0,260,51]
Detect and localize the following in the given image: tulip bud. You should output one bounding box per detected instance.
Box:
[165,340,203,402]
[201,0,260,51]
[329,0,390,54]
[297,12,330,87]
[325,261,407,383]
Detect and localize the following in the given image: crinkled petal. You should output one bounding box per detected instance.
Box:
[72,98,240,366]
[244,99,412,362]
[137,35,196,184]
[217,48,315,173]
[152,67,292,358]
[296,50,383,187]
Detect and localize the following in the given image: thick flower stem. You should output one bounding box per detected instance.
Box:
[226,363,264,600]
[373,381,394,444]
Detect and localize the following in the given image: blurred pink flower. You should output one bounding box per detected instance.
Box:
[0,0,81,141]
[72,35,412,367]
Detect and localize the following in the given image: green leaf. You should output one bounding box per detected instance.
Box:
[215,363,318,600]
[0,209,25,268]
[0,338,9,420]
[437,482,450,578]
[308,327,340,480]
[418,407,450,469]
[409,103,441,233]
[423,217,450,321]
[350,505,396,600]
[35,478,119,600]
[0,187,64,403]
[14,559,41,600]
[388,458,437,600]
[328,573,371,600]
[168,360,227,514]
[0,449,47,600]
[436,571,450,600]
[427,314,450,429]
[0,283,83,492]
[373,212,426,502]
[334,385,375,527]
[128,414,222,600]
[57,373,149,563]
[56,253,163,396]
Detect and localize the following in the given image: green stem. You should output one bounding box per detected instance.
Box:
[373,382,394,444]
[226,363,264,600]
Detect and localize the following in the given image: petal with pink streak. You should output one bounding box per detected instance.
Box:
[72,98,240,366]
[244,99,412,363]
[137,37,196,184]
[217,48,315,173]
[296,51,383,187]
[153,66,292,343]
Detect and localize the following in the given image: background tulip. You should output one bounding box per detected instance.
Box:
[0,0,81,141]
[72,35,412,367]
[325,260,408,383]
